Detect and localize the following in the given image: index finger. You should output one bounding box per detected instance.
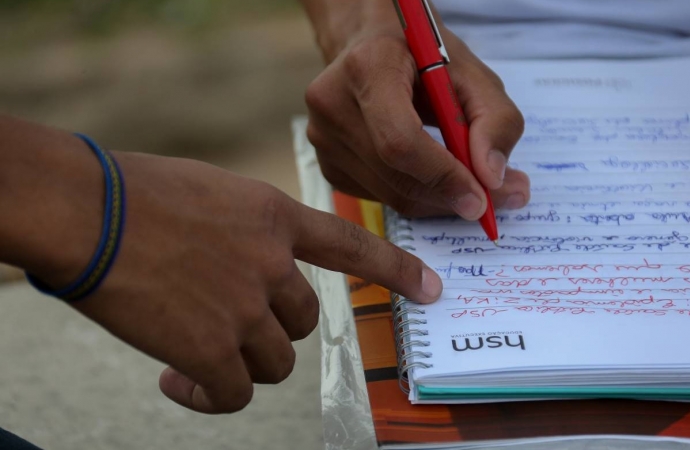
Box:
[291,202,443,304]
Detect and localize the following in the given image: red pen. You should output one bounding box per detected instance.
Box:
[393,0,499,244]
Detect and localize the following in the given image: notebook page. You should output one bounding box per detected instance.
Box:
[404,58,690,384]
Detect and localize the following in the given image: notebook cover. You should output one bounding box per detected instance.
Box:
[417,385,690,400]
[331,190,690,447]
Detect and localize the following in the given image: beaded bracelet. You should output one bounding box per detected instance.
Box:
[26,134,126,302]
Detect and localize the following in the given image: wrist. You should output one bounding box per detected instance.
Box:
[301,0,402,63]
[0,115,103,289]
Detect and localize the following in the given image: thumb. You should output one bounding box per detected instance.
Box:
[159,363,254,414]
[159,367,220,414]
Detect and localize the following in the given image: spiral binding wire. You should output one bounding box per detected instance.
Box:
[384,207,433,395]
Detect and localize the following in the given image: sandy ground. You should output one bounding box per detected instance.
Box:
[0,11,327,450]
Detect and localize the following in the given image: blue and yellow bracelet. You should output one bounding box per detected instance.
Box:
[27,134,126,302]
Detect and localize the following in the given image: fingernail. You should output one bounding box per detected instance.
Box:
[504,193,526,210]
[421,265,443,302]
[487,150,507,185]
[452,193,485,220]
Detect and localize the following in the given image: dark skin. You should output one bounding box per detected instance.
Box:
[299,0,531,218]
[0,114,443,414]
[1,0,532,416]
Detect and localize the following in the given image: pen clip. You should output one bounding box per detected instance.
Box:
[420,0,450,64]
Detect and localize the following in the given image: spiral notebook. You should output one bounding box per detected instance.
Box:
[387,57,690,404]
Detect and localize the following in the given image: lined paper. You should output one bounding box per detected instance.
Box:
[396,58,690,402]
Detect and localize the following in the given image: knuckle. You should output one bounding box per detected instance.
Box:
[386,161,454,203]
[270,254,298,286]
[305,77,333,116]
[198,339,243,377]
[235,300,273,335]
[498,102,526,141]
[483,67,506,91]
[292,291,320,341]
[343,41,374,87]
[306,122,325,150]
[260,186,293,237]
[425,166,458,196]
[314,153,346,188]
[272,346,297,384]
[338,221,371,265]
[388,171,425,202]
[319,163,342,187]
[378,131,416,168]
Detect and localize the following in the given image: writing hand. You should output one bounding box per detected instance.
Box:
[47,153,443,414]
[303,3,530,219]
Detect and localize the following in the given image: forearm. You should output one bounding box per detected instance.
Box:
[299,0,401,62]
[0,115,101,287]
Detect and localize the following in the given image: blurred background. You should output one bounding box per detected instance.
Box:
[0,1,326,448]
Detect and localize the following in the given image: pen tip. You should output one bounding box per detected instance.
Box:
[493,240,500,247]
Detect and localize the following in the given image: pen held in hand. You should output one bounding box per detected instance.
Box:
[393,0,500,243]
